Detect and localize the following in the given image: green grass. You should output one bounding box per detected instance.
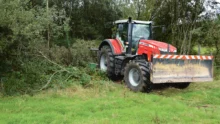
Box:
[0,80,220,124]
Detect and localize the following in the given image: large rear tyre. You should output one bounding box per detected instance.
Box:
[99,45,120,81]
[124,60,152,92]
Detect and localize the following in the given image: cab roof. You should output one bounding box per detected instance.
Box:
[115,20,153,24]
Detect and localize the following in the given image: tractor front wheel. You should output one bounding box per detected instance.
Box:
[124,60,152,92]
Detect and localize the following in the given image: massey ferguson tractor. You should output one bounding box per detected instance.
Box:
[96,17,213,92]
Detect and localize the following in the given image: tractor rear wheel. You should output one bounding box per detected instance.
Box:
[124,60,152,92]
[99,45,119,80]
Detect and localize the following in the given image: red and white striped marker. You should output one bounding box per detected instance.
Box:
[153,54,213,60]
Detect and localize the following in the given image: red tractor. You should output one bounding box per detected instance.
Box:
[97,18,213,92]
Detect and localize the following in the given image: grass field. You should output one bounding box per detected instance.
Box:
[0,80,220,124]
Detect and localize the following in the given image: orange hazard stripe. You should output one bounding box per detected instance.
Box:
[153,54,213,60]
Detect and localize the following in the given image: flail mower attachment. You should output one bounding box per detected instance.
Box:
[151,54,213,84]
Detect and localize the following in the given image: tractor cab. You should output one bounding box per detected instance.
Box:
[114,19,153,54]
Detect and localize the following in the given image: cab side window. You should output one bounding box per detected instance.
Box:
[116,23,128,44]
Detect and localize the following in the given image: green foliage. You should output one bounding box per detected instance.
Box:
[0,38,106,95]
[0,0,69,67]
[0,0,68,52]
[48,0,122,39]
[84,67,109,81]
[70,39,98,66]
[192,17,220,64]
[1,56,96,95]
[215,67,220,80]
[0,0,70,95]
[1,59,50,95]
[45,39,98,66]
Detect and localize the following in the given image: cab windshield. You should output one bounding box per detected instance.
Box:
[132,24,151,41]
[115,23,151,51]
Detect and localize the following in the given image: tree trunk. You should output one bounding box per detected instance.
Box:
[47,0,50,49]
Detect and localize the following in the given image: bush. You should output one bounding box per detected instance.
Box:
[48,39,99,66]
[70,39,98,66]
[0,58,91,95]
[0,38,106,95]
[1,59,51,95]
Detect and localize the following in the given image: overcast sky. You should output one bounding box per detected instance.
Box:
[201,0,220,16]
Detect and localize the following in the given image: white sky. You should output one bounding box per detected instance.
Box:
[201,0,220,17]
[204,0,220,11]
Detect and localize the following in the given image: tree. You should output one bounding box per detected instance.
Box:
[149,0,205,54]
[48,0,122,39]
[192,17,220,64]
[0,0,69,71]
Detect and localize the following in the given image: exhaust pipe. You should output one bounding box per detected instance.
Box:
[127,17,133,54]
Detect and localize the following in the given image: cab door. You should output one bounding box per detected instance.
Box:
[113,23,128,53]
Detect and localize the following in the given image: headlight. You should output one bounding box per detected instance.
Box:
[159,48,168,52]
[139,42,155,48]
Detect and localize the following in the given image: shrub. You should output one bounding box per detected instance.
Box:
[0,38,104,95]
[48,39,99,66]
[70,39,98,66]
[1,59,51,95]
